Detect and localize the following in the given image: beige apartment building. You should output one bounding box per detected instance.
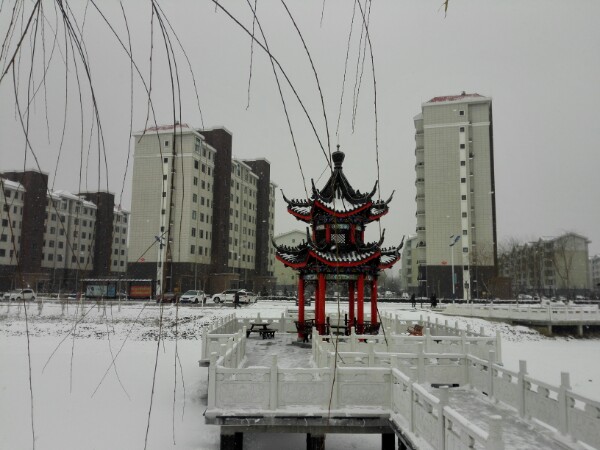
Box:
[414,93,497,299]
[127,125,276,295]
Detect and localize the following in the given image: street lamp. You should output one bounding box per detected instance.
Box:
[449,234,461,299]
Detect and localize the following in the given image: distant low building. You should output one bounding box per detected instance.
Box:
[499,232,591,297]
[273,230,306,294]
[590,255,600,295]
[400,235,419,294]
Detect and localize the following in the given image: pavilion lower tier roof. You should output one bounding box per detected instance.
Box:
[275,246,400,270]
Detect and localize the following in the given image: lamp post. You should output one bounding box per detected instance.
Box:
[449,234,461,299]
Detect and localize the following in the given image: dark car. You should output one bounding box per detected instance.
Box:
[156,292,179,303]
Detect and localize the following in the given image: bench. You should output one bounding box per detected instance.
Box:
[259,329,275,339]
[407,324,423,336]
[294,320,314,343]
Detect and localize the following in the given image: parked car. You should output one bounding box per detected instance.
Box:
[156,292,179,303]
[243,291,258,303]
[179,290,206,304]
[2,292,11,301]
[211,289,253,304]
[8,289,36,301]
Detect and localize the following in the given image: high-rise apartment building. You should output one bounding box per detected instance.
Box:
[127,125,276,295]
[414,93,497,299]
[0,172,127,291]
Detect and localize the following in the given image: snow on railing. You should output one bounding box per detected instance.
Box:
[466,354,600,449]
[313,326,501,365]
[440,303,600,323]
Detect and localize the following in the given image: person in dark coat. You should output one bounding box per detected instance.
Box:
[430,292,438,309]
[411,293,416,308]
[234,290,240,309]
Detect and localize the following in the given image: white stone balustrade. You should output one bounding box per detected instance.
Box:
[204,314,600,449]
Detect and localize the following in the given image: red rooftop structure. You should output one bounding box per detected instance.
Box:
[274,149,403,338]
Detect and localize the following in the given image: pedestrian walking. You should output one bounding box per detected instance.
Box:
[430,292,438,309]
[234,290,240,309]
[411,293,416,309]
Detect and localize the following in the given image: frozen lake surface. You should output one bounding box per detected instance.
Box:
[0,300,598,449]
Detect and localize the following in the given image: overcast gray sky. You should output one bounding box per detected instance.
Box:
[1,0,599,256]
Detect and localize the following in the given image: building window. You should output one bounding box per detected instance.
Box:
[202,164,206,173]
[460,144,465,149]
[164,157,168,163]
[459,110,465,116]
[462,212,467,218]
[461,195,466,200]
[194,160,199,169]
[460,161,466,166]
[190,245,195,254]
[192,194,197,203]
[461,178,466,183]
[164,140,169,147]
[193,177,198,186]
[191,228,196,237]
[192,211,196,220]
[459,126,465,132]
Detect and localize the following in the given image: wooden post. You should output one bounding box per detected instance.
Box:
[318,273,326,334]
[298,278,305,340]
[371,277,378,325]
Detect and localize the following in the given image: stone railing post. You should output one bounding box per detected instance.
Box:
[517,360,527,418]
[488,350,496,402]
[437,386,449,450]
[208,352,217,409]
[201,328,208,360]
[368,342,375,366]
[558,372,571,435]
[329,357,338,409]
[280,312,286,333]
[461,330,467,353]
[270,355,278,410]
[463,342,471,386]
[495,330,502,364]
[425,327,432,352]
[350,328,357,352]
[417,343,425,383]
[486,415,505,450]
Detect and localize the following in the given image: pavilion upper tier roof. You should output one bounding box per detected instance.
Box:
[282,150,393,223]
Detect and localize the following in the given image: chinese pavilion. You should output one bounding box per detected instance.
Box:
[274,149,403,338]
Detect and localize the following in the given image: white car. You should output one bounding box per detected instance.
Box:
[211,289,253,304]
[179,290,206,304]
[9,289,36,301]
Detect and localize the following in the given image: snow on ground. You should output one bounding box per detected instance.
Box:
[0,299,598,449]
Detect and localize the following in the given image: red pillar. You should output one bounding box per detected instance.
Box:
[371,278,378,325]
[298,277,305,339]
[348,280,355,328]
[357,274,364,329]
[315,273,325,334]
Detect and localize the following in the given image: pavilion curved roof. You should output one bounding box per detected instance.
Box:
[281,149,394,223]
[273,234,403,270]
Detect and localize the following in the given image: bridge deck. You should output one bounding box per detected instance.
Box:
[426,386,572,449]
